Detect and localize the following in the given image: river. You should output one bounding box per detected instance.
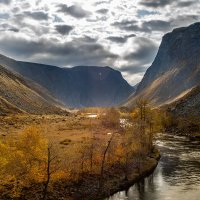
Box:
[106,133,200,200]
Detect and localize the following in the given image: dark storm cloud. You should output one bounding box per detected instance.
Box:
[55,25,74,35]
[140,0,172,8]
[96,9,109,14]
[23,11,49,21]
[107,34,136,43]
[0,0,11,5]
[57,4,91,19]
[113,19,171,33]
[124,37,157,64]
[0,35,118,67]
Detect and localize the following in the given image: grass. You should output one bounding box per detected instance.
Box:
[0,113,119,160]
[0,110,160,200]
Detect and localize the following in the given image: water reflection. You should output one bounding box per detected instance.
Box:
[107,133,200,200]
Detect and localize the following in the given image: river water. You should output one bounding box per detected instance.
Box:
[107,133,200,200]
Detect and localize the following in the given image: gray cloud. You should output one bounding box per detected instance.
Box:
[96,9,109,14]
[55,25,74,35]
[124,37,158,64]
[176,1,196,7]
[57,4,91,18]
[120,64,147,74]
[142,20,171,32]
[12,13,50,36]
[77,36,98,43]
[107,34,136,43]
[0,0,11,5]
[23,11,49,21]
[113,19,171,33]
[112,20,140,31]
[107,36,127,43]
[118,37,158,78]
[94,1,111,6]
[170,15,200,28]
[0,0,199,86]
[0,23,19,32]
[140,0,172,8]
[0,35,118,67]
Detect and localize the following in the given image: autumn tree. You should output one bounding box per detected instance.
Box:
[100,108,120,129]
[0,126,61,199]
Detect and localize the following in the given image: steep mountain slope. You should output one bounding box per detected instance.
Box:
[167,84,200,117]
[124,22,200,108]
[0,55,134,108]
[0,65,65,115]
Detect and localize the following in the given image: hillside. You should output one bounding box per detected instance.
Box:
[0,55,134,108]
[124,23,200,108]
[0,65,65,115]
[167,84,200,117]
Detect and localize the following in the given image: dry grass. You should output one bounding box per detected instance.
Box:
[0,113,118,158]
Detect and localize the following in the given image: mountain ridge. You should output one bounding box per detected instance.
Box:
[124,22,200,108]
[0,55,134,108]
[0,64,66,115]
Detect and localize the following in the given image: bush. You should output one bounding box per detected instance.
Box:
[100,108,120,129]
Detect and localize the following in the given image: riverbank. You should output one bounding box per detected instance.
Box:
[45,147,160,200]
[94,147,161,200]
[0,147,160,200]
[165,127,200,141]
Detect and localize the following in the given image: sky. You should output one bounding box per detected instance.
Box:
[0,0,199,85]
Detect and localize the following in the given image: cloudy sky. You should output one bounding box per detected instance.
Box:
[0,0,199,85]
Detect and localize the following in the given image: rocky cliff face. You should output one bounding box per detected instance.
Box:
[0,55,134,108]
[0,65,65,115]
[125,22,200,108]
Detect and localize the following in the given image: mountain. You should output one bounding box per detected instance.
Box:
[167,84,200,117]
[0,55,134,108]
[0,65,65,115]
[124,22,200,108]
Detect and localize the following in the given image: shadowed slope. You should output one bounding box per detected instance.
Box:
[0,65,66,115]
[124,23,200,108]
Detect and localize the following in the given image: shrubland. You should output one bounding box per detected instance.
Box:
[0,104,160,199]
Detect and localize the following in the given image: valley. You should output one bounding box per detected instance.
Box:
[0,9,200,200]
[0,109,159,200]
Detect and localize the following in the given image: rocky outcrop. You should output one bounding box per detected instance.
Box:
[167,84,200,117]
[124,22,200,108]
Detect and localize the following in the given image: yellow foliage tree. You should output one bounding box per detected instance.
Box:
[0,126,48,197]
